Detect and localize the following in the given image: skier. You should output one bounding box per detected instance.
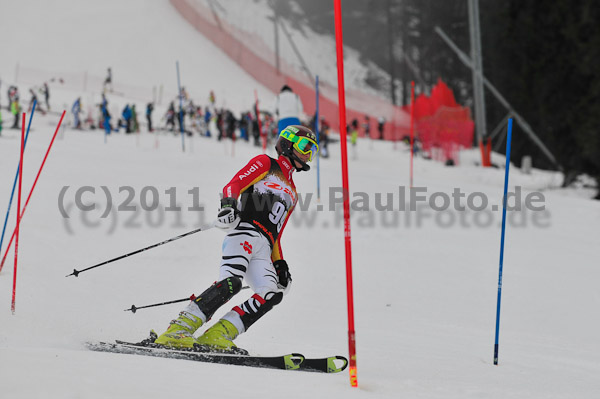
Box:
[154,125,319,353]
[273,85,304,133]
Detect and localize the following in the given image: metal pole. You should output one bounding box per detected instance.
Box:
[434,26,562,171]
[468,0,487,143]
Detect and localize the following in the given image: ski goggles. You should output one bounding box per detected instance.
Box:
[280,128,319,162]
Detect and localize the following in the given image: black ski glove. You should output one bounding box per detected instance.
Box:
[273,260,292,290]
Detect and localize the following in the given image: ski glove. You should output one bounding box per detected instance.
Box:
[215,197,240,230]
[273,260,292,295]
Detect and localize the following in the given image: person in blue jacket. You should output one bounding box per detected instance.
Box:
[122,104,132,133]
[72,97,82,129]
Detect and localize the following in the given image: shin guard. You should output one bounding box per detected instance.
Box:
[232,291,283,332]
[193,277,242,320]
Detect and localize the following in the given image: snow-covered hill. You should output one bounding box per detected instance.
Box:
[1,1,599,398]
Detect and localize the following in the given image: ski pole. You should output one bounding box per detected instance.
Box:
[125,286,249,313]
[66,222,215,277]
[126,294,197,313]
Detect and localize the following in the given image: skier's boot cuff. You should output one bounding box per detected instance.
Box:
[195,319,244,354]
[154,311,204,349]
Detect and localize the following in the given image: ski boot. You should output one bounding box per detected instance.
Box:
[154,311,204,349]
[195,319,247,354]
[155,277,242,349]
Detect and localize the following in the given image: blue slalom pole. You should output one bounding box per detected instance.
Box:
[0,100,37,256]
[494,118,513,365]
[315,75,321,200]
[176,61,185,152]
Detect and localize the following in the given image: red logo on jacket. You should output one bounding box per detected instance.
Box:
[240,241,253,254]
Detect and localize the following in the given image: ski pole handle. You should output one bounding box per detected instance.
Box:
[67,222,216,277]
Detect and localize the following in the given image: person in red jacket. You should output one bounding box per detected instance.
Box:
[155,125,319,353]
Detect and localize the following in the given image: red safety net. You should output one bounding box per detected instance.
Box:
[170,0,411,139]
[405,79,474,163]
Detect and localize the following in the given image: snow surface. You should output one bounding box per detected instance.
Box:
[1,1,600,398]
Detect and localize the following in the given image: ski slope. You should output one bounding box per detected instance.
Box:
[0,111,599,398]
[1,1,600,398]
[0,0,274,113]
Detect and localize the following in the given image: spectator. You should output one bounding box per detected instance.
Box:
[72,97,82,129]
[146,103,154,132]
[131,104,139,133]
[101,94,112,135]
[166,102,175,131]
[377,117,386,140]
[10,96,20,129]
[42,82,50,110]
[273,84,304,133]
[122,104,133,133]
[203,106,212,137]
[104,68,112,92]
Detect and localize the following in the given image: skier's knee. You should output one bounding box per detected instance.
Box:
[193,277,242,320]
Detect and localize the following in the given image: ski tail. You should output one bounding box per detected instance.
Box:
[300,356,348,373]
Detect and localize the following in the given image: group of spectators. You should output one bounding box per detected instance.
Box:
[0,81,51,135]
[1,70,387,159]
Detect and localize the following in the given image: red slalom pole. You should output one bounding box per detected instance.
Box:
[410,81,415,188]
[12,113,26,313]
[0,111,66,273]
[334,0,358,388]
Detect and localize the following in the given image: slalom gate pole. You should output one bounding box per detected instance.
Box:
[12,113,25,314]
[494,118,513,365]
[0,100,36,258]
[315,75,321,201]
[334,0,358,387]
[410,81,415,188]
[176,61,185,152]
[125,286,250,313]
[66,222,215,277]
[0,111,66,273]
